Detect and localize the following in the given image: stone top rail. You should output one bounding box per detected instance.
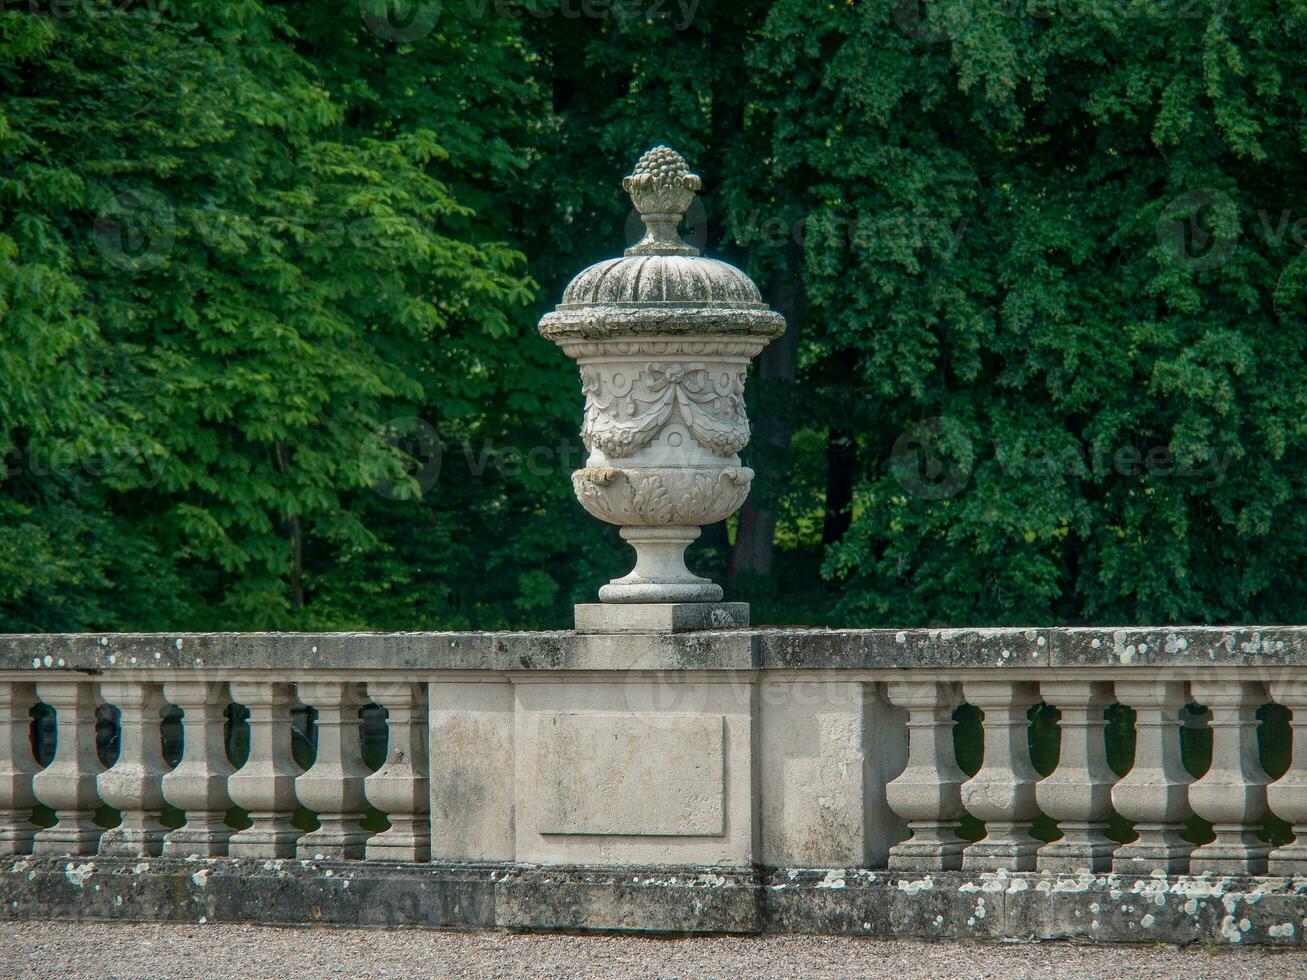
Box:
[2,625,1306,673]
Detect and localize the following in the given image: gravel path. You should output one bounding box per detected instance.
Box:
[0,925,1301,977]
[1,921,1304,979]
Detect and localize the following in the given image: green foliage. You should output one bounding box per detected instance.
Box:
[0,2,546,628]
[3,1,1307,630]
[763,1,1307,625]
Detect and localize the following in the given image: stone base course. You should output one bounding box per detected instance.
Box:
[2,857,1304,946]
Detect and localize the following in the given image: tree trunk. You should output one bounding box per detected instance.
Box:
[822,427,856,546]
[728,228,803,582]
[274,441,305,611]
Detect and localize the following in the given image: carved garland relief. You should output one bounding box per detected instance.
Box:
[580,361,750,459]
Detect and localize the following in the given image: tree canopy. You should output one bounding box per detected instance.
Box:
[3,1,1306,630]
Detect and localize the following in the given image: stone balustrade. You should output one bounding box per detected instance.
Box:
[0,626,1305,944]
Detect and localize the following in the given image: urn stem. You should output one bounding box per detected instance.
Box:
[598,527,723,604]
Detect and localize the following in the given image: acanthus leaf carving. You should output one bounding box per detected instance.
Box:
[571,466,753,527]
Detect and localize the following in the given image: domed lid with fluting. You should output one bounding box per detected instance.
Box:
[539,146,786,343]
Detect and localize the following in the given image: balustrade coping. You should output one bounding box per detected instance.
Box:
[1,625,1305,673]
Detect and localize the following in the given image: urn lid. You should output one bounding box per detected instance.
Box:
[539,146,787,343]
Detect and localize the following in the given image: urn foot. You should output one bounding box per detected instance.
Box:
[599,526,723,604]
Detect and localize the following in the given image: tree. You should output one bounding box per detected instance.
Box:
[5,1,1307,631]
[1,1,536,628]
[754,0,1307,625]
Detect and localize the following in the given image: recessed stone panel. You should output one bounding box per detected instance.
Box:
[534,711,725,837]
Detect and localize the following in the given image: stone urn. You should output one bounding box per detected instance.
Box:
[539,146,785,604]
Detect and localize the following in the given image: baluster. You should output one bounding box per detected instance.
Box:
[162,681,234,857]
[884,680,966,871]
[296,681,369,859]
[96,681,168,856]
[1111,680,1193,874]
[1268,679,1307,874]
[0,683,39,855]
[365,680,430,862]
[227,682,301,858]
[32,681,104,855]
[1036,681,1117,873]
[960,681,1041,871]
[1189,679,1272,874]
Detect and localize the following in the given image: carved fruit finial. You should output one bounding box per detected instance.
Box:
[623,145,701,256]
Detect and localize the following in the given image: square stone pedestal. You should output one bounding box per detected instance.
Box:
[574,602,749,633]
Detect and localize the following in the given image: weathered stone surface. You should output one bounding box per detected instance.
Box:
[497,865,762,935]
[0,856,497,929]
[1268,677,1307,874]
[762,870,1307,946]
[31,681,102,856]
[1051,627,1307,668]
[560,631,757,670]
[759,680,907,869]
[960,682,1042,872]
[0,683,38,856]
[756,628,1056,670]
[365,680,430,863]
[534,711,725,836]
[762,869,1009,941]
[1004,872,1307,946]
[96,681,168,857]
[884,680,967,871]
[4,858,1300,945]
[0,632,506,673]
[540,147,785,604]
[1035,681,1117,874]
[6,626,1307,673]
[512,676,755,867]
[162,681,234,858]
[575,602,749,633]
[428,680,516,862]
